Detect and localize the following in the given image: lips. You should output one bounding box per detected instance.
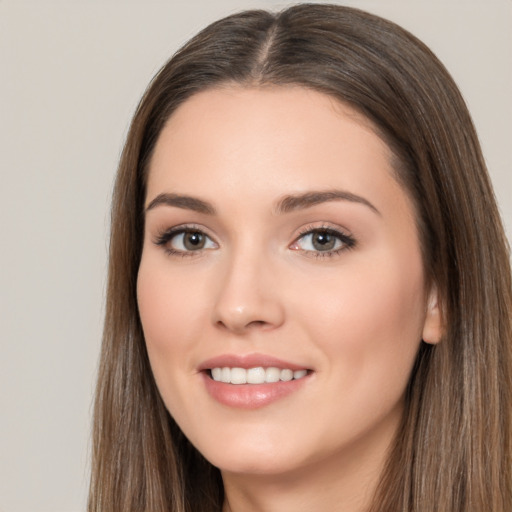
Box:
[199,353,312,409]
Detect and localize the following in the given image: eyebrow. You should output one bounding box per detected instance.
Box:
[146,193,216,215]
[145,189,380,216]
[275,190,380,216]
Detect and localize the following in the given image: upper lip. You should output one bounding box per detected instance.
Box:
[198,353,310,372]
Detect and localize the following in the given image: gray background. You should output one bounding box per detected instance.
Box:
[1,1,510,511]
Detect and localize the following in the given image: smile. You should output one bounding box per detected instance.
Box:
[199,354,313,408]
[210,367,308,384]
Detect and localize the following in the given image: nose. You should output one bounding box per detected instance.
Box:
[211,249,285,334]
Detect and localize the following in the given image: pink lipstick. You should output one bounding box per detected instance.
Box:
[199,353,312,409]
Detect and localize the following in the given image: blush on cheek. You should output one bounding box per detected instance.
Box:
[321,268,424,369]
[137,265,178,359]
[137,260,209,370]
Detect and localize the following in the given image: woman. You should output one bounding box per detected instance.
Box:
[89,4,512,511]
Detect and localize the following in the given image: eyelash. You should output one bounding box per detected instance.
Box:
[153,224,356,258]
[291,224,356,259]
[153,224,217,258]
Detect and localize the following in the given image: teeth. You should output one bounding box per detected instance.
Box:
[247,367,265,384]
[265,367,280,383]
[293,369,307,379]
[280,369,293,381]
[230,367,247,384]
[210,366,309,384]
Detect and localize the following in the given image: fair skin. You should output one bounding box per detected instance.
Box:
[137,86,441,512]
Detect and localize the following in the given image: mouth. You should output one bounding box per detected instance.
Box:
[208,366,309,384]
[199,354,313,409]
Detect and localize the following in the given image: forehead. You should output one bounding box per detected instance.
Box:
[148,86,397,194]
[153,85,384,160]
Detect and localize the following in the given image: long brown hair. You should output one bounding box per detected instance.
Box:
[89,4,512,511]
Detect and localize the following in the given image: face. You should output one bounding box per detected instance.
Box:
[137,86,441,479]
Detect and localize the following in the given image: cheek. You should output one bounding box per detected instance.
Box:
[295,252,426,390]
[136,254,206,379]
[136,254,218,429]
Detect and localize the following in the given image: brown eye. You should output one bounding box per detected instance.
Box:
[155,228,217,254]
[311,231,336,251]
[291,228,356,257]
[182,231,206,250]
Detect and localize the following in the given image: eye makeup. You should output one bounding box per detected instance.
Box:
[290,224,356,259]
[153,224,218,257]
[152,221,356,260]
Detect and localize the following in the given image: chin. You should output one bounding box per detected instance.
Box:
[192,432,307,476]
[212,453,304,477]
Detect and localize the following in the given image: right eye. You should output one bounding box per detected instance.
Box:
[154,227,218,255]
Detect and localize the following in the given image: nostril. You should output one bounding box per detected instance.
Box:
[215,319,269,334]
[248,320,266,327]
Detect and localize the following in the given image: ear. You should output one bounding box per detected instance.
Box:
[422,285,443,345]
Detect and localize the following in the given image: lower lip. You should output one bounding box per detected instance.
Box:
[201,372,311,409]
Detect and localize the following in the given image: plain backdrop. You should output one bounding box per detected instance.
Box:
[1,1,510,511]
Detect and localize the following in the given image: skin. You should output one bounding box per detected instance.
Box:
[137,86,442,512]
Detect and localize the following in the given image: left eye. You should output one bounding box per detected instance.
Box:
[292,229,353,253]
